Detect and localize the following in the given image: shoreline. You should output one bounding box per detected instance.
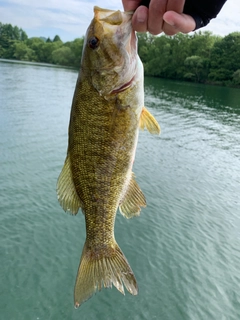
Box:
[0,58,77,70]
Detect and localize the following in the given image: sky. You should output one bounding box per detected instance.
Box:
[0,0,239,42]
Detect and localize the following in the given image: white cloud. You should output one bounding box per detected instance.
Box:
[0,0,124,40]
[202,0,240,36]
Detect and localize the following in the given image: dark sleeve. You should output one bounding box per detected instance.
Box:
[183,0,228,30]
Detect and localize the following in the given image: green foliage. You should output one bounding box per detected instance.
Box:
[53,35,62,42]
[209,32,240,83]
[63,37,84,68]
[137,31,227,84]
[12,41,36,61]
[0,22,28,58]
[0,22,84,67]
[138,30,240,86]
[184,56,207,82]
[137,33,154,64]
[1,22,240,87]
[52,46,74,66]
[232,69,240,85]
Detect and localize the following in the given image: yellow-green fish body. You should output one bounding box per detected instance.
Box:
[57,6,160,308]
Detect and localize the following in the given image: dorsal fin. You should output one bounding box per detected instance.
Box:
[119,173,146,219]
[139,107,160,135]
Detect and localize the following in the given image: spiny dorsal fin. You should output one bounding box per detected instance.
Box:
[56,154,81,215]
[139,107,161,135]
[119,173,146,219]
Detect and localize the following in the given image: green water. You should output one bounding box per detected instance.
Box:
[0,60,240,320]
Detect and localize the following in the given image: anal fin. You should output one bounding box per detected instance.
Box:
[119,173,146,219]
[139,107,160,135]
[56,154,81,215]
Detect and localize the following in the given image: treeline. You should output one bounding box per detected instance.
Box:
[138,32,240,86]
[0,22,84,68]
[1,22,240,86]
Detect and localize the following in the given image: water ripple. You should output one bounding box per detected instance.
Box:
[1,62,240,320]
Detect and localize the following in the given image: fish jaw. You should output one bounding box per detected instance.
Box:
[80,6,138,97]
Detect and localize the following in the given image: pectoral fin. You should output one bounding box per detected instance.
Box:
[139,107,160,135]
[56,154,81,215]
[119,173,146,219]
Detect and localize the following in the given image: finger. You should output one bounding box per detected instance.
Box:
[165,0,185,12]
[132,6,149,32]
[147,0,168,35]
[122,0,142,11]
[162,11,196,35]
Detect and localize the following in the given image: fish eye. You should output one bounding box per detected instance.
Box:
[88,37,99,49]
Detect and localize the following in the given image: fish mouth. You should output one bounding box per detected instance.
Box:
[94,6,133,25]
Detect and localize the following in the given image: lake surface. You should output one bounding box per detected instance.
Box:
[0,59,240,320]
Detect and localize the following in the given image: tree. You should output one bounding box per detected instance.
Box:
[232,69,240,85]
[137,33,154,64]
[64,37,84,68]
[53,35,62,42]
[0,22,28,58]
[0,23,15,50]
[209,32,240,83]
[142,35,173,77]
[26,37,46,61]
[184,56,206,82]
[12,41,36,61]
[19,28,28,41]
[52,46,74,66]
[187,31,219,57]
[0,23,28,45]
[26,37,62,63]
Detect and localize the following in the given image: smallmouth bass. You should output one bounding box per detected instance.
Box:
[57,6,160,308]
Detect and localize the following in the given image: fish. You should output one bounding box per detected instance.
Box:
[57,6,160,308]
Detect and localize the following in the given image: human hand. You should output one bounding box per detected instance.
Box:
[122,0,196,35]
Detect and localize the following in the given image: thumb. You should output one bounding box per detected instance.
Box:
[163,11,196,35]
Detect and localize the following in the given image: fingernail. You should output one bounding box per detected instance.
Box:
[163,17,175,26]
[137,9,146,23]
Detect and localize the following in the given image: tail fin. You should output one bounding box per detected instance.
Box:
[74,241,138,308]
